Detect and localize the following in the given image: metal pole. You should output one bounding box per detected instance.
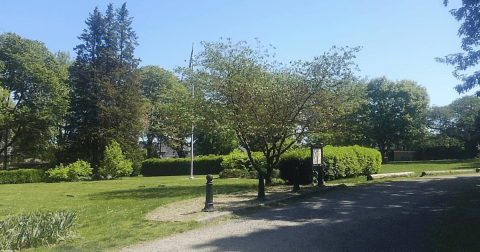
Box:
[189,43,195,179]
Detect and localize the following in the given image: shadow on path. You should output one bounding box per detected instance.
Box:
[187,176,480,252]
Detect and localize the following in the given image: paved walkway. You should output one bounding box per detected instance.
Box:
[121,174,480,252]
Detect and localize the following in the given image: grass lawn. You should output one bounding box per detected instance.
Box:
[3,159,480,251]
[0,175,258,251]
[327,158,480,185]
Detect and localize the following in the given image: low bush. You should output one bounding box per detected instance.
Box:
[141,155,224,176]
[0,169,46,184]
[100,140,133,178]
[47,160,92,182]
[219,167,281,180]
[219,168,250,178]
[0,210,76,251]
[278,148,313,184]
[278,145,382,184]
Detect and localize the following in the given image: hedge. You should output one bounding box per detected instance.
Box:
[141,146,382,181]
[141,150,267,177]
[278,145,382,184]
[141,155,224,176]
[220,149,266,171]
[0,169,46,184]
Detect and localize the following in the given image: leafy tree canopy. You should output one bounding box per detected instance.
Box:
[437,1,480,95]
[140,65,191,158]
[360,77,429,158]
[177,38,360,196]
[0,32,69,167]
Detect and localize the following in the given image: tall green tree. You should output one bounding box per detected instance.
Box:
[140,65,191,158]
[178,39,360,197]
[427,95,480,155]
[0,33,69,168]
[361,77,429,159]
[310,79,372,147]
[64,3,146,173]
[194,128,239,156]
[437,1,480,95]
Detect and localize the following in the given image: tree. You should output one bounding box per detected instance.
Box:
[194,128,239,156]
[428,95,480,156]
[361,77,429,159]
[178,38,360,197]
[140,65,191,158]
[310,79,372,147]
[0,33,69,169]
[100,140,133,178]
[437,1,480,95]
[63,3,147,173]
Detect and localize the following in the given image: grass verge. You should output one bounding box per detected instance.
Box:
[0,175,258,251]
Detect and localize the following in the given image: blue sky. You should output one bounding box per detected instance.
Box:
[0,0,473,106]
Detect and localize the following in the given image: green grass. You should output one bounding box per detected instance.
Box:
[326,158,480,185]
[0,175,258,251]
[3,159,480,251]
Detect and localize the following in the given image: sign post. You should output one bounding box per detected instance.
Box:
[311,143,324,186]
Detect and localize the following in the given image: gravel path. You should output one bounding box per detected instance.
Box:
[121,174,480,252]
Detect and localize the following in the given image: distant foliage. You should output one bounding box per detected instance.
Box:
[47,160,92,182]
[0,169,46,184]
[141,155,224,176]
[0,210,76,251]
[99,140,133,178]
[278,146,381,184]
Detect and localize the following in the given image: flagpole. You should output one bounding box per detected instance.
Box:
[189,43,195,179]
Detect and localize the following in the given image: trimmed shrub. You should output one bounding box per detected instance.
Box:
[278,148,313,184]
[219,168,280,179]
[0,210,76,251]
[0,169,46,184]
[219,168,250,178]
[220,149,266,171]
[352,145,382,175]
[278,146,382,184]
[47,160,92,182]
[141,155,224,176]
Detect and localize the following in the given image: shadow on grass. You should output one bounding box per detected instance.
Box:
[88,184,258,201]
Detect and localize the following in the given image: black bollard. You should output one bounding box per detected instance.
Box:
[203,174,215,212]
[318,165,325,186]
[293,167,300,191]
[258,171,266,200]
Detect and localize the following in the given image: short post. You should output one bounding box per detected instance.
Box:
[312,143,324,186]
[203,174,215,212]
[293,167,300,191]
[258,171,266,200]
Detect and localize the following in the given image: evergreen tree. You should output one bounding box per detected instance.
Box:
[62,3,146,174]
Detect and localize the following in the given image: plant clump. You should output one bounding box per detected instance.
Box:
[0,210,76,251]
[99,140,133,178]
[47,160,92,182]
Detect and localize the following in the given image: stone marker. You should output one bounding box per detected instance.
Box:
[367,172,415,181]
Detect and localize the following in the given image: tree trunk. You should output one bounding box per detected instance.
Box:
[3,129,8,170]
[146,135,154,158]
[265,167,273,185]
[258,171,265,200]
